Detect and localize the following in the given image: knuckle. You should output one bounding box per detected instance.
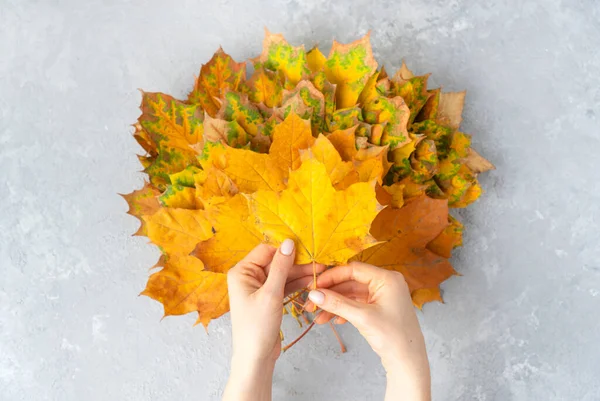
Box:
[388,271,407,286]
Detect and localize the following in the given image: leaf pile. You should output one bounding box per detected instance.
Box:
[124,30,494,327]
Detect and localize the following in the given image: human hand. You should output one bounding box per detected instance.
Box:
[223,240,325,401]
[305,262,431,401]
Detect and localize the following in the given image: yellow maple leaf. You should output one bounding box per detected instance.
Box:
[202,112,316,193]
[269,112,315,173]
[306,46,326,73]
[194,167,238,201]
[145,208,213,254]
[158,185,198,209]
[193,194,262,273]
[299,134,354,189]
[202,144,285,193]
[326,126,358,161]
[247,158,380,265]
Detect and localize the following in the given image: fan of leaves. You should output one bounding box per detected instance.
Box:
[123,30,494,329]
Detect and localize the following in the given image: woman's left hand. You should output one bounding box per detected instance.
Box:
[223,240,324,401]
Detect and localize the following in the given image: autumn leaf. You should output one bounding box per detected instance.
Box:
[203,144,285,193]
[327,126,359,161]
[121,182,160,236]
[141,254,229,328]
[194,166,238,201]
[376,182,405,209]
[244,67,283,108]
[217,90,264,136]
[464,148,496,174]
[203,113,249,148]
[325,33,378,109]
[247,158,381,265]
[411,288,443,310]
[145,208,213,254]
[353,144,390,184]
[169,166,201,187]
[138,92,204,190]
[188,48,246,116]
[279,80,325,133]
[193,194,262,273]
[427,215,464,258]
[353,195,457,301]
[299,134,355,189]
[159,185,198,209]
[392,70,431,124]
[255,29,310,87]
[306,47,326,73]
[269,112,315,173]
[437,91,466,130]
[200,112,316,193]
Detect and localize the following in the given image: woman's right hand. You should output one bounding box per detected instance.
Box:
[305,262,431,401]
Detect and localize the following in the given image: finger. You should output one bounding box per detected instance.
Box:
[283,262,326,282]
[334,317,347,325]
[239,243,277,269]
[227,260,267,296]
[284,276,312,296]
[307,288,367,326]
[316,262,390,289]
[326,281,369,299]
[312,288,369,324]
[263,239,295,295]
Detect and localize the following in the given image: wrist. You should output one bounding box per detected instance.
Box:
[224,359,275,401]
[231,354,276,377]
[383,356,431,401]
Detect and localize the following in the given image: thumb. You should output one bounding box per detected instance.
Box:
[308,289,367,326]
[263,239,295,294]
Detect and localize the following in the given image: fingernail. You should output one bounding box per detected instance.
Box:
[308,290,325,305]
[280,239,295,256]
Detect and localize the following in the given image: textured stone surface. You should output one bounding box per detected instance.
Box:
[1,0,600,400]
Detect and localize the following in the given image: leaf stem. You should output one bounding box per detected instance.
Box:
[329,321,347,353]
[283,288,307,306]
[282,321,316,352]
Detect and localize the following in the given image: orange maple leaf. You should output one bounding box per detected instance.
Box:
[141,254,229,328]
[354,195,458,305]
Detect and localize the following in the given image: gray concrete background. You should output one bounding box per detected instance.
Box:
[1,0,599,400]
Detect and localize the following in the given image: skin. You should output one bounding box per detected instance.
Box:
[222,240,431,401]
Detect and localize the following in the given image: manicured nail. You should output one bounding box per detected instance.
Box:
[308,290,325,305]
[280,239,295,256]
